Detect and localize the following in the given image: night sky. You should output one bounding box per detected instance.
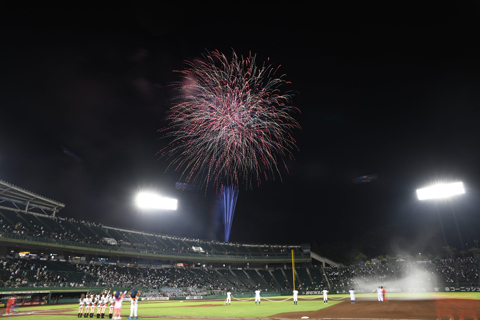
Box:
[2,2,480,260]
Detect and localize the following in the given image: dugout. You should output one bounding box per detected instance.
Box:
[0,289,90,307]
[0,290,48,307]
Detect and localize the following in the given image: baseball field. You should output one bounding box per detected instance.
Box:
[1,292,479,320]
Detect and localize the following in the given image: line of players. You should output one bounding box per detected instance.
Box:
[225,287,389,305]
[224,288,332,305]
[224,288,265,305]
[78,289,139,319]
[79,286,382,318]
[78,290,113,319]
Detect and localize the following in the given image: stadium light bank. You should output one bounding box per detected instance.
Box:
[416,182,465,201]
[135,192,178,210]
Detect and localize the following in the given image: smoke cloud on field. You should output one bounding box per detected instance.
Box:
[353,262,439,294]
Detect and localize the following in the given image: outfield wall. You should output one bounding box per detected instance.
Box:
[313,284,480,295]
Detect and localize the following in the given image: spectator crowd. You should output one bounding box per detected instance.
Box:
[1,256,478,295]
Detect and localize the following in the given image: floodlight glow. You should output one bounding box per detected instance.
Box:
[416,182,465,201]
[135,192,177,210]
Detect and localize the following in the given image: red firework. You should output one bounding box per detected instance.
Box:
[159,50,300,191]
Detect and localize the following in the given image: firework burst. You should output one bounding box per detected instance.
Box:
[160,50,300,191]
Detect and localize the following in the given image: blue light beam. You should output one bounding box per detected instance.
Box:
[220,186,239,242]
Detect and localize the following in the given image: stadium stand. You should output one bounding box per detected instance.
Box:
[230,269,255,290]
[243,269,271,289]
[295,266,313,289]
[270,268,289,291]
[257,269,280,291]
[1,251,479,294]
[216,269,249,291]
[1,180,479,299]
[308,265,327,289]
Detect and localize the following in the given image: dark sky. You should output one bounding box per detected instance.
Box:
[1,2,480,258]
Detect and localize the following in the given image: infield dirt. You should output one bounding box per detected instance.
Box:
[274,299,480,320]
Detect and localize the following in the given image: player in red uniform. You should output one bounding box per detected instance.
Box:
[6,295,17,314]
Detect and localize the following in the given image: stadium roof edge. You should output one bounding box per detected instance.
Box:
[0,180,65,216]
[310,251,342,267]
[101,225,302,248]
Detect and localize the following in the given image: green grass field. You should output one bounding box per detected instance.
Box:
[7,292,480,320]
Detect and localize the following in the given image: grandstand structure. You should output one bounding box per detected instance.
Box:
[0,180,334,295]
[0,180,479,305]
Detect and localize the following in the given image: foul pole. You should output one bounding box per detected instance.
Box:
[291,249,295,291]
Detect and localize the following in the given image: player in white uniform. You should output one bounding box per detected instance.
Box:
[108,293,115,319]
[129,289,139,320]
[225,290,232,305]
[78,294,86,318]
[95,293,102,318]
[321,289,329,304]
[101,290,110,318]
[293,290,298,305]
[84,294,91,318]
[97,292,107,318]
[349,288,355,304]
[90,293,98,318]
[254,289,261,305]
[376,286,383,302]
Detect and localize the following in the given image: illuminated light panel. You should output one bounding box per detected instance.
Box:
[416,182,465,201]
[136,192,178,210]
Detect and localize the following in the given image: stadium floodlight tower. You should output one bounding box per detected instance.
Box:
[416,181,465,249]
[416,181,465,201]
[135,192,178,210]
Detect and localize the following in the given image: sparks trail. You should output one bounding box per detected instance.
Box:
[220,185,238,242]
[159,50,300,192]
